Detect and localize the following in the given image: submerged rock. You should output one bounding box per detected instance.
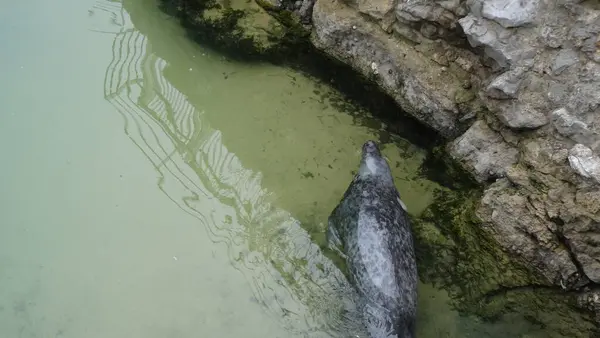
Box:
[458,14,535,70]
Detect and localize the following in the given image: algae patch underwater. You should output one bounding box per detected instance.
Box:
[159,0,310,61]
[414,148,597,337]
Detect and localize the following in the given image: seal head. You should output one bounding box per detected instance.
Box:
[358,141,393,183]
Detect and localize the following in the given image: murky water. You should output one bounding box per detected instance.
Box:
[0,0,557,337]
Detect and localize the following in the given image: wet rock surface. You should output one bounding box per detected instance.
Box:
[448,120,518,182]
[310,0,477,138]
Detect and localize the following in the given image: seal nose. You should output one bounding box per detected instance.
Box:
[362,140,380,155]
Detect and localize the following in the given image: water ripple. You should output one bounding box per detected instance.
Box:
[97,1,364,337]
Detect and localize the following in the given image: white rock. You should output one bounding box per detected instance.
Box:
[568,144,600,184]
[481,0,539,28]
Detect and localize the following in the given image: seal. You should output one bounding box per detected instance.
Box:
[327,140,417,338]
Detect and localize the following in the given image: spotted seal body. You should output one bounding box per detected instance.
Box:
[327,140,417,338]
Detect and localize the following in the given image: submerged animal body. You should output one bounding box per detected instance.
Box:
[327,140,417,338]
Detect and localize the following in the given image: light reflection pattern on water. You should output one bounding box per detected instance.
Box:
[0,0,555,337]
[101,2,374,336]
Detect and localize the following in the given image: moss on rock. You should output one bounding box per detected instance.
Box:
[414,149,597,337]
[159,0,310,61]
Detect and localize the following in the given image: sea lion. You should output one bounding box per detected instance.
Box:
[327,140,417,338]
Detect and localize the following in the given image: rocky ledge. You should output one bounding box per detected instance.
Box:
[160,0,600,335]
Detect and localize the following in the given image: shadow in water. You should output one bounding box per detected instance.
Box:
[96,1,367,337]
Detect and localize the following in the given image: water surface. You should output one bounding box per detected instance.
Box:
[0,0,554,337]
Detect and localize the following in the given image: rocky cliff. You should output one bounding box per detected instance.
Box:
[159,0,600,335]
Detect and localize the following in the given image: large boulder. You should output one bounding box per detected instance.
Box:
[310,0,482,138]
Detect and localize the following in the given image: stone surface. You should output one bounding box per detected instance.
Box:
[568,144,600,184]
[396,0,457,28]
[478,179,580,287]
[564,215,600,284]
[481,0,539,28]
[310,0,477,138]
[496,102,548,130]
[448,120,519,182]
[485,67,526,99]
[346,0,395,22]
[552,48,579,75]
[552,108,600,150]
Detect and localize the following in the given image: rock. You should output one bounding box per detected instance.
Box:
[540,24,568,48]
[485,67,527,99]
[569,14,600,50]
[349,0,395,22]
[551,108,600,149]
[449,120,519,182]
[480,0,540,28]
[577,290,600,322]
[520,138,570,176]
[563,216,600,283]
[458,14,535,69]
[568,144,600,184]
[311,0,473,138]
[496,102,548,130]
[298,0,316,22]
[420,22,438,39]
[393,22,425,43]
[576,188,600,214]
[552,49,579,75]
[396,0,457,28]
[547,82,569,104]
[477,179,580,287]
[566,82,600,118]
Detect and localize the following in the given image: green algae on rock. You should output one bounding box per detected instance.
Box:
[413,148,598,337]
[159,0,309,60]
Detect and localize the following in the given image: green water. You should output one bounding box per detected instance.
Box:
[0,0,556,337]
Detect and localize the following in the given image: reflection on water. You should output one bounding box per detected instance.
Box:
[0,0,559,336]
[101,1,364,336]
